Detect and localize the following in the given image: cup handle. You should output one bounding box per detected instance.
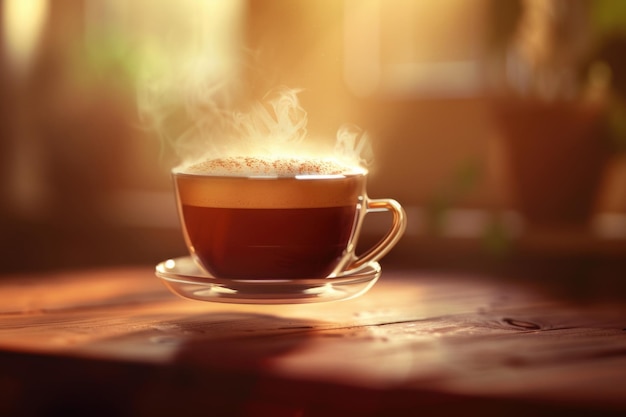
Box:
[346,198,407,272]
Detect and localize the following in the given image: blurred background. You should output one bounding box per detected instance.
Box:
[1,0,625,296]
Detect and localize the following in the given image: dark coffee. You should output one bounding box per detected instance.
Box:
[174,157,367,280]
[181,205,357,279]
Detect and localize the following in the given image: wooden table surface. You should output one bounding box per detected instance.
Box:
[0,265,625,416]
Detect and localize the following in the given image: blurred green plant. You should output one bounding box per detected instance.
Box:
[84,33,140,84]
[588,0,626,153]
[426,157,513,257]
[426,158,482,235]
[71,29,165,93]
[590,0,626,36]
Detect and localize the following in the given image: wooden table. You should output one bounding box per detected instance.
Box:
[0,265,625,416]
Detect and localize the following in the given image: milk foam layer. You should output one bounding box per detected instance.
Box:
[179,156,362,177]
[175,163,366,209]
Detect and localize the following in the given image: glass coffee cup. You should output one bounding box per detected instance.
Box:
[172,156,406,281]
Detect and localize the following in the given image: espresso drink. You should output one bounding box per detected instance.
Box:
[174,157,366,279]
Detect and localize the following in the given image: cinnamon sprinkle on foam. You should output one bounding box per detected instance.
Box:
[182,156,359,177]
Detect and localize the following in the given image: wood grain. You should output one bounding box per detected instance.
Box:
[0,267,625,415]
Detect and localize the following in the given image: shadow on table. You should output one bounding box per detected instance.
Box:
[168,311,324,371]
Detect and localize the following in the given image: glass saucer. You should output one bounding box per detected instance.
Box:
[155,256,381,304]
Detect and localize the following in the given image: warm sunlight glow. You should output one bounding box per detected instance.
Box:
[2,0,49,75]
[83,0,246,84]
[344,0,489,97]
[343,0,382,97]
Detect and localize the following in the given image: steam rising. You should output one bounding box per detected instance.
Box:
[230,87,308,156]
[134,2,371,172]
[139,80,372,172]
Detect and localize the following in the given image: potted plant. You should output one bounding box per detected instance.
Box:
[489,0,626,232]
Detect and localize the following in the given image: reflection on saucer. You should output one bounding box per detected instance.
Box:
[155,256,381,304]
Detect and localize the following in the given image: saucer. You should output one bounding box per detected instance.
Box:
[155,256,381,304]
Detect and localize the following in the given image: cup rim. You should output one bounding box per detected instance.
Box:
[171,167,368,180]
[171,155,368,179]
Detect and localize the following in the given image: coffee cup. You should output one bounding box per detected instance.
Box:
[173,156,406,280]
